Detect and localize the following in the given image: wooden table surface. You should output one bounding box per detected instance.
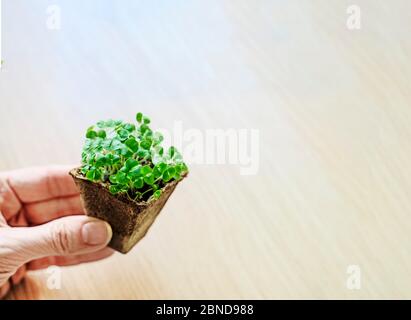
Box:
[1,0,411,299]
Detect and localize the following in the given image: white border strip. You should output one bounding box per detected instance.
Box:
[0,0,2,69]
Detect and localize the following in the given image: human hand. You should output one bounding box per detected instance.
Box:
[0,166,113,298]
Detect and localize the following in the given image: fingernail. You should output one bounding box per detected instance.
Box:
[81,220,112,245]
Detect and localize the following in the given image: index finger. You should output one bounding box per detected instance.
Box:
[1,165,80,203]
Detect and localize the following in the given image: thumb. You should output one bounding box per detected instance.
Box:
[4,216,112,265]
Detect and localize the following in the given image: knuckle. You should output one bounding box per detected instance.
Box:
[50,223,73,255]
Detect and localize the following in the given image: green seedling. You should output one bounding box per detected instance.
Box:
[81,112,188,202]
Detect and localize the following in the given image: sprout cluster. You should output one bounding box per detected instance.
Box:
[81,112,188,202]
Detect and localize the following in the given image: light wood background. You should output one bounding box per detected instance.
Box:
[1,0,411,299]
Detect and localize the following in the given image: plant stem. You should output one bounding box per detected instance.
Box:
[140,188,153,198]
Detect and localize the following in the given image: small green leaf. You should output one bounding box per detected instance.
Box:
[140,138,152,150]
[168,146,176,158]
[140,165,152,176]
[156,162,167,173]
[180,163,189,173]
[94,153,106,167]
[125,158,139,170]
[120,146,132,157]
[115,172,128,184]
[143,116,151,124]
[137,149,150,159]
[153,167,162,179]
[167,166,176,176]
[117,129,129,141]
[86,130,97,139]
[105,119,116,127]
[136,112,143,123]
[140,124,149,135]
[109,185,122,194]
[128,165,142,178]
[97,130,107,139]
[163,170,172,182]
[174,165,182,175]
[86,168,102,181]
[109,138,122,151]
[153,190,162,199]
[124,123,136,132]
[133,177,144,189]
[144,174,155,185]
[109,175,118,184]
[125,137,139,152]
[81,166,89,174]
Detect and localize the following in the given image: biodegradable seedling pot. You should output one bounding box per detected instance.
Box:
[70,168,185,254]
[75,112,189,253]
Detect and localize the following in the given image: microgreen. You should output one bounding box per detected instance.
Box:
[81,113,188,202]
